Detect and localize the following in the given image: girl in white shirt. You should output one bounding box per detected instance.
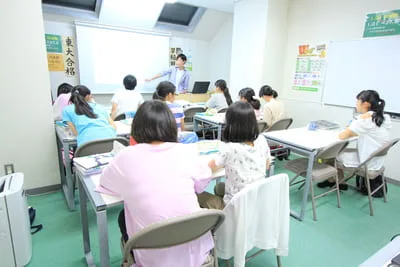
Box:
[318,90,391,195]
[205,79,233,110]
[197,101,271,209]
[259,85,285,127]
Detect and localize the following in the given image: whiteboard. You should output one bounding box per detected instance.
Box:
[75,24,169,94]
[323,37,400,114]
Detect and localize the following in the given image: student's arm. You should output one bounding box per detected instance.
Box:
[208,159,222,172]
[180,118,185,131]
[111,103,118,120]
[108,116,117,130]
[338,127,358,140]
[145,73,162,82]
[205,95,215,108]
[66,121,78,136]
[263,106,273,127]
[99,158,124,196]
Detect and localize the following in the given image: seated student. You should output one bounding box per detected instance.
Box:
[62,85,117,147]
[53,83,73,121]
[238,87,262,120]
[259,85,285,127]
[318,90,391,196]
[205,79,233,110]
[153,81,185,132]
[197,101,271,209]
[111,74,144,120]
[99,100,213,267]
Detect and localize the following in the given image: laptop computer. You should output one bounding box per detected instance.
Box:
[192,81,210,94]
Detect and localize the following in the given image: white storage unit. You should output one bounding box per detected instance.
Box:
[0,173,32,267]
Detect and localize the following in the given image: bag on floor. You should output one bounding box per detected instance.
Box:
[356,175,387,198]
[28,206,43,234]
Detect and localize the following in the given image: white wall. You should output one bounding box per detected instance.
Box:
[281,0,400,180]
[209,17,233,86]
[0,1,60,189]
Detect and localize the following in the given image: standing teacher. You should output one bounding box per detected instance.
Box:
[145,54,190,94]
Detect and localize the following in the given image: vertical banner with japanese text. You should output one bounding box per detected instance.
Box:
[45,34,76,77]
[292,43,327,92]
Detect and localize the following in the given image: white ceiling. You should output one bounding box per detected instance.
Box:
[179,0,234,13]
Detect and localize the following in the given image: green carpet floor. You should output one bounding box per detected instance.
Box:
[26,159,400,267]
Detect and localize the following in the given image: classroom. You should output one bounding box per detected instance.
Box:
[1,0,400,266]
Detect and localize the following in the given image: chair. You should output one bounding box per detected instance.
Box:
[114,113,126,121]
[284,140,349,221]
[215,174,289,267]
[257,121,268,133]
[217,107,227,113]
[340,138,400,216]
[184,106,206,131]
[265,118,293,160]
[121,210,225,267]
[74,137,129,157]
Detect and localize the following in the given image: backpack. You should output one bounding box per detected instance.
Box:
[28,206,43,234]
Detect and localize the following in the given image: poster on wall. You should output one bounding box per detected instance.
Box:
[292,43,327,92]
[363,9,400,38]
[169,47,192,71]
[45,34,76,76]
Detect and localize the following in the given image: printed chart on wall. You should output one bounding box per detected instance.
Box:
[363,9,400,38]
[45,34,77,77]
[292,43,327,92]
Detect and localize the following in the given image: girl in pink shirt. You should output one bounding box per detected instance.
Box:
[99,100,213,267]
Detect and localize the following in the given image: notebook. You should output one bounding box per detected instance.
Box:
[192,81,210,94]
[309,120,340,130]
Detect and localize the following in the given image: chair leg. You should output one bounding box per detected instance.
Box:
[365,176,374,216]
[310,181,317,221]
[382,175,388,203]
[334,174,342,208]
[225,259,230,267]
[277,255,282,267]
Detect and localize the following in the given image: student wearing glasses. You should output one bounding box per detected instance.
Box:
[99,100,213,267]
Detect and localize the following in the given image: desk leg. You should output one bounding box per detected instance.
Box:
[78,178,95,267]
[97,210,110,267]
[217,126,222,140]
[63,142,75,210]
[56,136,67,195]
[193,118,199,133]
[297,152,315,221]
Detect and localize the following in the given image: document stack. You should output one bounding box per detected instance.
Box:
[73,152,114,175]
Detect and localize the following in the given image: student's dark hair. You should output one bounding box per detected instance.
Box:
[57,83,73,97]
[238,87,260,110]
[259,85,278,98]
[69,85,97,119]
[153,81,176,100]
[123,75,137,90]
[223,101,259,143]
[215,79,233,106]
[357,90,386,127]
[176,53,187,62]
[131,100,177,143]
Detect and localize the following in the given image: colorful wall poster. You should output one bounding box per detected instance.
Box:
[292,43,327,92]
[363,9,400,38]
[45,34,76,76]
[45,34,62,53]
[47,54,64,71]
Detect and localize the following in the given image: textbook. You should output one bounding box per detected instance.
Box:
[73,152,114,175]
[197,140,220,155]
[309,120,340,130]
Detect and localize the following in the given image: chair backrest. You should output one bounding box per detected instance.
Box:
[75,137,129,157]
[358,138,400,168]
[122,210,225,264]
[257,121,268,133]
[266,118,293,132]
[215,174,289,265]
[114,113,126,121]
[217,107,227,113]
[184,107,206,123]
[316,140,349,160]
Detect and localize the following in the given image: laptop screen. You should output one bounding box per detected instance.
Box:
[192,81,210,94]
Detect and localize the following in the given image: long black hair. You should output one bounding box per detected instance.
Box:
[131,100,177,143]
[223,101,259,143]
[57,83,73,97]
[259,85,278,98]
[215,79,233,106]
[238,87,260,110]
[357,90,385,127]
[69,85,97,119]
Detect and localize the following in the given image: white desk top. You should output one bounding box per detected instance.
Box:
[263,127,343,151]
[360,236,400,267]
[194,113,226,124]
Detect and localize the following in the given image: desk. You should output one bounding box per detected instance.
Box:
[263,127,344,221]
[360,236,400,267]
[193,113,225,140]
[76,146,225,267]
[55,120,131,210]
[175,93,210,102]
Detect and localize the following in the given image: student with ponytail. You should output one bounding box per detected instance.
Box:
[62,85,116,147]
[205,79,233,110]
[259,85,285,127]
[238,87,262,119]
[318,90,392,195]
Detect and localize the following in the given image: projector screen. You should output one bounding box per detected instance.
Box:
[323,37,400,114]
[75,24,170,94]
